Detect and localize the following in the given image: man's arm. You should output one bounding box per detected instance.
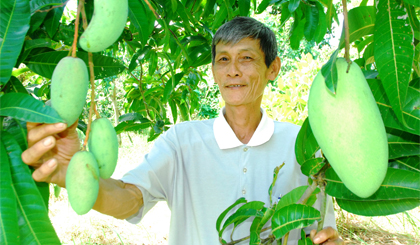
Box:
[22,122,143,219]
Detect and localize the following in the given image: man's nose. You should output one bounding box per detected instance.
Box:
[227,60,242,77]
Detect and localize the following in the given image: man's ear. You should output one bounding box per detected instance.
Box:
[267,56,281,81]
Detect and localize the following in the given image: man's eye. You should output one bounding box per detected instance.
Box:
[244,56,252,60]
[219,57,228,61]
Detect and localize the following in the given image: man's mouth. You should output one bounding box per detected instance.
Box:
[226,85,245,88]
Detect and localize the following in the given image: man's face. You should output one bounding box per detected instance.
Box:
[212,38,280,108]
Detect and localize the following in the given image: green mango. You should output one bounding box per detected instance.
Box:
[79,0,128,52]
[66,151,99,215]
[88,118,119,179]
[51,57,89,127]
[308,58,388,198]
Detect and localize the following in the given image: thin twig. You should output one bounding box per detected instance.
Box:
[35,0,70,13]
[71,0,84,58]
[130,68,152,119]
[316,172,327,232]
[223,226,272,245]
[144,0,159,19]
[342,0,352,72]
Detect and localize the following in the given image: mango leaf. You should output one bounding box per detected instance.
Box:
[0,0,31,85]
[402,0,420,7]
[1,132,60,244]
[357,35,374,54]
[276,186,320,211]
[128,0,155,46]
[212,5,228,30]
[216,197,247,233]
[4,118,28,150]
[1,76,28,94]
[257,0,271,14]
[168,99,178,124]
[338,6,376,49]
[313,2,327,44]
[0,140,19,245]
[303,4,319,42]
[148,50,158,76]
[219,201,265,237]
[295,117,320,165]
[239,0,251,16]
[25,51,125,80]
[389,156,420,173]
[250,207,274,242]
[0,93,63,123]
[317,0,338,31]
[336,198,420,216]
[118,112,149,123]
[320,49,339,94]
[325,167,420,200]
[289,0,300,13]
[363,42,375,65]
[300,158,325,177]
[387,128,420,159]
[43,0,66,38]
[29,0,64,14]
[366,79,419,136]
[115,121,152,134]
[290,10,305,50]
[163,73,185,103]
[272,204,321,240]
[374,0,414,129]
[405,3,420,33]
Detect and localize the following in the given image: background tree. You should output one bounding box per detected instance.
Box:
[0,0,419,244]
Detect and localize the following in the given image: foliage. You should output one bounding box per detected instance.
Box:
[1,0,419,244]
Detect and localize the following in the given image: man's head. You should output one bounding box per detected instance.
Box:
[212,17,278,68]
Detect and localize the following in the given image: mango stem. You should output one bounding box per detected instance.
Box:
[71,0,84,58]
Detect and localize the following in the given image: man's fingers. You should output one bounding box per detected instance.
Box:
[312,227,341,244]
[32,158,57,182]
[22,136,56,165]
[27,122,67,147]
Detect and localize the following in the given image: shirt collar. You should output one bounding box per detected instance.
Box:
[213,107,275,149]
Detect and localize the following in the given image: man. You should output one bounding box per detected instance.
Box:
[22,17,343,244]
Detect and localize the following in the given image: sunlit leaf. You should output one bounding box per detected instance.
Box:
[0,0,30,85]
[272,204,320,239]
[0,93,63,123]
[374,0,415,128]
[0,140,19,245]
[300,158,325,177]
[2,132,60,244]
[320,49,339,94]
[336,198,420,216]
[387,128,420,159]
[128,0,155,46]
[295,117,320,166]
[216,197,247,233]
[239,0,251,16]
[289,0,300,13]
[43,0,66,38]
[304,4,319,42]
[1,76,28,94]
[276,186,320,211]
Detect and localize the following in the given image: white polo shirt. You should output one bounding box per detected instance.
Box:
[121,108,336,244]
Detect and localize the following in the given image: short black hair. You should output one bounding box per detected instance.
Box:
[212,17,278,68]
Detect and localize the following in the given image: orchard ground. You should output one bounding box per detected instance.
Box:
[49,133,420,244]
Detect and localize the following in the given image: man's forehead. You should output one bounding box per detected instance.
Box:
[215,38,261,53]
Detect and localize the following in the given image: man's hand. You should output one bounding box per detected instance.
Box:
[21,122,80,187]
[310,227,344,245]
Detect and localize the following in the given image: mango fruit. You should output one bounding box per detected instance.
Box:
[308,58,388,198]
[79,0,128,52]
[88,118,119,179]
[51,57,89,127]
[66,151,100,215]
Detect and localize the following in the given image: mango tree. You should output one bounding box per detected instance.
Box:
[0,0,419,244]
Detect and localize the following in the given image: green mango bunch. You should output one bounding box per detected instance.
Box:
[308,58,388,198]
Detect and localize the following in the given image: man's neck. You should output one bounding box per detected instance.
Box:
[224,104,262,144]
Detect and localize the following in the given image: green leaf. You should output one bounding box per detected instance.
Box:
[212,5,228,30]
[257,0,271,14]
[114,121,152,134]
[1,76,28,94]
[4,118,28,151]
[289,0,300,13]
[295,117,320,166]
[168,99,178,124]
[25,51,125,80]
[128,46,152,73]
[272,204,321,240]
[338,6,376,49]
[0,93,63,123]
[0,139,19,245]
[239,0,251,16]
[118,113,149,123]
[357,35,374,54]
[402,0,420,8]
[405,3,420,33]
[250,207,274,243]
[325,167,420,200]
[29,0,64,14]
[2,132,60,244]
[367,79,420,136]
[300,158,325,177]
[290,10,305,50]
[128,0,155,46]
[313,2,327,44]
[0,0,31,85]
[43,0,66,38]
[374,0,414,129]
[219,201,265,237]
[202,0,216,17]
[269,164,283,205]
[276,186,320,211]
[318,0,338,31]
[303,4,319,42]
[148,50,158,76]
[389,156,420,173]
[163,72,184,103]
[336,198,420,216]
[387,128,420,159]
[320,49,339,94]
[216,197,247,233]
